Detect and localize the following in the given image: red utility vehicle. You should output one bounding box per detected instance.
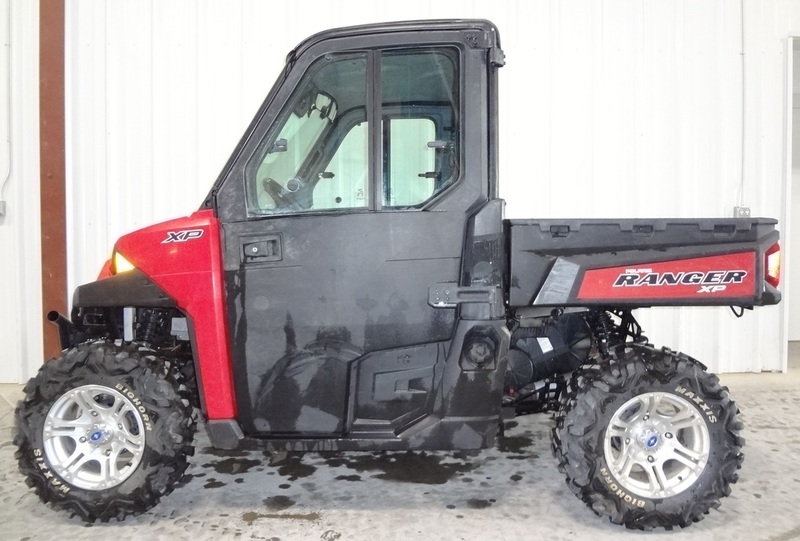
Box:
[15,20,781,529]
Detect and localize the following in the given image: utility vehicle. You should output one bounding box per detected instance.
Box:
[15,19,781,529]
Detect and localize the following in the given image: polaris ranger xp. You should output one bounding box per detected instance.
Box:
[15,20,782,530]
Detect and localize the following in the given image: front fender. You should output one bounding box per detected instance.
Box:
[73,269,177,308]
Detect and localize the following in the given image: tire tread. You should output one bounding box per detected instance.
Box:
[552,345,743,530]
[14,340,197,522]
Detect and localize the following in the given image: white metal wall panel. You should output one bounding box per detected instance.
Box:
[735,0,800,372]
[64,0,795,373]
[0,0,43,382]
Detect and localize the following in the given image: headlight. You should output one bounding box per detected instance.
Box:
[111,251,136,274]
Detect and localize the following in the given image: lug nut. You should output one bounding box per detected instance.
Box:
[79,437,87,443]
[647,455,655,463]
[91,411,98,417]
[665,432,673,439]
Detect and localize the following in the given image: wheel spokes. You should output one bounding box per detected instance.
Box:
[604,391,711,499]
[607,419,631,439]
[610,440,638,478]
[64,448,95,476]
[664,438,706,470]
[667,407,701,431]
[44,384,146,491]
[642,393,663,420]
[116,424,145,449]
[73,388,100,415]
[642,460,672,496]
[45,416,94,438]
[99,444,123,484]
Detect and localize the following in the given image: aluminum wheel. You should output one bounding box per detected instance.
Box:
[43,384,145,491]
[603,391,710,499]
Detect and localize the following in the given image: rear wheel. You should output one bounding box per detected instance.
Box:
[552,345,743,530]
[15,341,196,522]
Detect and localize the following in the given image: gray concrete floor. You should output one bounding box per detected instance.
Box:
[2,347,800,541]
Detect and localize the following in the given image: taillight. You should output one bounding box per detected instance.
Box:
[765,243,781,288]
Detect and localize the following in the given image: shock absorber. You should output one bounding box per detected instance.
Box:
[593,310,615,357]
[139,309,160,345]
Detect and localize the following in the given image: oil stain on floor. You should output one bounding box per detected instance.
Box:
[263,495,296,511]
[192,426,540,492]
[322,451,480,485]
[269,452,319,481]
[496,431,535,454]
[240,495,319,524]
[241,510,320,524]
[202,456,262,475]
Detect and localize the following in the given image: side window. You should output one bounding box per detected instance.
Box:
[244,48,459,216]
[382,49,459,208]
[313,121,368,209]
[246,54,368,215]
[385,118,436,206]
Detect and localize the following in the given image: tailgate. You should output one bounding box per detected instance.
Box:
[507,218,780,308]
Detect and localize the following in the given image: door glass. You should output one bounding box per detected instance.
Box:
[246,54,368,215]
[312,121,368,209]
[382,49,459,208]
[385,118,436,206]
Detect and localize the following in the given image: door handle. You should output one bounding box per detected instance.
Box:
[242,234,282,263]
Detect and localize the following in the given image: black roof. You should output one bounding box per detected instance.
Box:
[287,19,501,64]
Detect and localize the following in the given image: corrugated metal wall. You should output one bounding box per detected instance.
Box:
[0,0,43,382]
[57,0,797,374]
[789,40,800,341]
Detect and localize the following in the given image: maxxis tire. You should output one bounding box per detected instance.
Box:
[552,345,744,530]
[14,341,196,522]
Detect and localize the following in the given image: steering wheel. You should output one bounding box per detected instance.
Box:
[262,178,302,211]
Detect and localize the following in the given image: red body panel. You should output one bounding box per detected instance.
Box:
[577,252,757,301]
[97,259,113,280]
[114,209,236,419]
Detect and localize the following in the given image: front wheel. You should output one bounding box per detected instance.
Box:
[14,341,196,522]
[552,345,744,530]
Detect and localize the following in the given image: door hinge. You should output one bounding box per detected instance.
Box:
[490,47,506,67]
[428,283,497,308]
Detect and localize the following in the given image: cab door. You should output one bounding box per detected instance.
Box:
[216,32,489,437]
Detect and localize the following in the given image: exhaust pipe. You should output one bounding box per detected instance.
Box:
[47,311,75,351]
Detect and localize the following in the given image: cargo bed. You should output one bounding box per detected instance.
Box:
[506,218,781,308]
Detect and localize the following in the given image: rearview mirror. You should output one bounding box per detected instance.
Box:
[314,92,337,122]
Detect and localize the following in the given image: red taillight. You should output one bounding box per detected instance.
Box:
[765,243,781,288]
